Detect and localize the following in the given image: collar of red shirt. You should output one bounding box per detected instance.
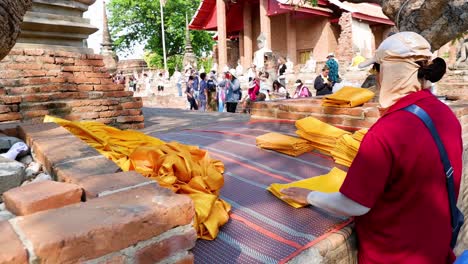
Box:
[381,89,434,117]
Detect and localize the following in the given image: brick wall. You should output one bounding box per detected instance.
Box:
[0,48,144,129]
[335,12,354,63]
[251,97,468,253]
[0,122,196,263]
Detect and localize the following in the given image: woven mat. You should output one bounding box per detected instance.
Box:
[156,120,351,264]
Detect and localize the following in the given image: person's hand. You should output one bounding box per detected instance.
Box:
[280,187,312,206]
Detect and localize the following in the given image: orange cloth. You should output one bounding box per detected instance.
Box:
[322,86,375,108]
[331,129,368,167]
[43,115,230,240]
[256,132,314,156]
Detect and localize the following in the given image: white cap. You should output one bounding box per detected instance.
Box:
[358,31,432,69]
[248,81,256,88]
[327,53,335,58]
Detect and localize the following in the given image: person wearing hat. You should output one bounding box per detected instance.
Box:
[222,69,241,113]
[292,79,311,98]
[281,32,462,263]
[326,52,340,84]
[242,80,260,113]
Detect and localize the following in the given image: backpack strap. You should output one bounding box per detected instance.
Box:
[403,104,463,248]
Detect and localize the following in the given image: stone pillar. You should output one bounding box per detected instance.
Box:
[101,0,118,73]
[243,2,253,69]
[216,0,227,72]
[286,13,297,64]
[239,31,245,67]
[259,0,271,50]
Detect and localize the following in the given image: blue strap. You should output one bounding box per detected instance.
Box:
[403,105,459,230]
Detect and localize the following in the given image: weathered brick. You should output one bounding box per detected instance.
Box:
[310,114,345,126]
[103,91,134,98]
[94,84,123,91]
[66,99,119,107]
[86,54,104,60]
[74,106,109,113]
[15,184,194,264]
[54,156,120,184]
[32,136,102,174]
[8,49,24,55]
[8,63,42,70]
[94,118,114,124]
[0,122,19,136]
[18,122,71,146]
[62,66,94,72]
[22,70,47,77]
[89,91,105,99]
[24,48,45,56]
[0,79,20,87]
[323,107,364,117]
[42,63,61,70]
[121,101,143,109]
[3,181,83,216]
[0,70,23,79]
[342,117,377,129]
[119,123,145,130]
[276,111,309,120]
[0,112,21,122]
[99,78,115,84]
[64,112,100,121]
[22,94,51,103]
[19,77,50,85]
[75,59,105,67]
[55,51,82,58]
[14,55,36,63]
[288,104,324,114]
[84,72,111,78]
[136,227,197,264]
[0,221,28,264]
[55,57,75,64]
[22,110,49,119]
[117,115,144,123]
[46,69,61,76]
[37,56,55,64]
[75,171,154,199]
[0,105,11,114]
[173,253,195,264]
[74,77,101,84]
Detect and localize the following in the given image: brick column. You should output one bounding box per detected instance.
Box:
[259,0,271,50]
[286,13,297,64]
[216,0,228,72]
[335,12,354,62]
[243,2,253,69]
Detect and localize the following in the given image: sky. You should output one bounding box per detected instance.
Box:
[84,1,145,60]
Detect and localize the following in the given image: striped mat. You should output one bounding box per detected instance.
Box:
[154,120,352,264]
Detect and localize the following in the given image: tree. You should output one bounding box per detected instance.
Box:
[108,0,214,59]
[0,0,32,60]
[308,0,468,50]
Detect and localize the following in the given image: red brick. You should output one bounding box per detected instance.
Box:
[22,94,50,103]
[24,48,45,56]
[0,221,28,264]
[62,66,94,72]
[22,70,47,77]
[32,136,102,174]
[18,122,71,146]
[94,84,123,91]
[8,49,24,55]
[66,99,119,107]
[55,57,75,64]
[8,63,42,70]
[37,56,55,64]
[0,95,22,104]
[288,104,324,114]
[0,105,11,114]
[3,181,83,216]
[86,54,104,60]
[323,107,364,117]
[99,78,115,84]
[103,91,134,98]
[88,91,105,99]
[46,69,61,76]
[8,86,39,94]
[95,118,114,124]
[84,72,111,78]
[14,55,36,62]
[0,79,20,87]
[121,101,143,109]
[136,227,197,264]
[118,123,145,130]
[19,77,50,85]
[0,70,23,79]
[117,115,144,123]
[42,63,61,70]
[94,67,109,72]
[75,171,154,199]
[39,84,62,92]
[54,156,121,183]
[173,253,194,264]
[342,117,377,129]
[74,76,101,84]
[310,114,345,126]
[126,109,143,116]
[94,254,127,264]
[55,51,82,58]
[276,111,308,120]
[0,112,21,122]
[363,108,381,118]
[74,106,109,113]
[15,184,194,264]
[23,110,49,119]
[0,122,20,136]
[75,59,105,67]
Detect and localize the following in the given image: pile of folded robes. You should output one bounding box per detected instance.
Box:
[295,117,350,155]
[331,129,368,167]
[322,86,374,108]
[256,132,314,157]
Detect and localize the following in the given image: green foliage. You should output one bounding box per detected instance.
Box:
[143,51,163,69]
[108,0,214,58]
[168,55,184,75]
[198,57,213,72]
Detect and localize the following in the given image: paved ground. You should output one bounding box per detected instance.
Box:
[141,107,251,135]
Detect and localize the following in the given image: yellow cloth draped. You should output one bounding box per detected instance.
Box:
[322,86,375,108]
[295,117,350,155]
[256,132,314,157]
[267,167,347,208]
[43,115,230,240]
[351,55,366,67]
[331,129,368,167]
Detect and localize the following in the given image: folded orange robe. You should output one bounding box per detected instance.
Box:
[256,132,314,157]
[267,167,347,208]
[44,115,230,240]
[322,86,375,108]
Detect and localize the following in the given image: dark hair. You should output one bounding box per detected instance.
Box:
[263,72,269,78]
[200,72,207,80]
[417,57,446,83]
[272,80,282,91]
[322,65,330,71]
[295,79,302,84]
[188,76,194,81]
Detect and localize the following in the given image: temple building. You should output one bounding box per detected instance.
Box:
[190,0,394,71]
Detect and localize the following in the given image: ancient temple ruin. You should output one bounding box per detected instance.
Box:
[0,0,144,129]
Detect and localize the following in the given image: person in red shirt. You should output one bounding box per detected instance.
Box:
[281,32,463,263]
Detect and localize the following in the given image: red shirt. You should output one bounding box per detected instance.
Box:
[340,90,463,264]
